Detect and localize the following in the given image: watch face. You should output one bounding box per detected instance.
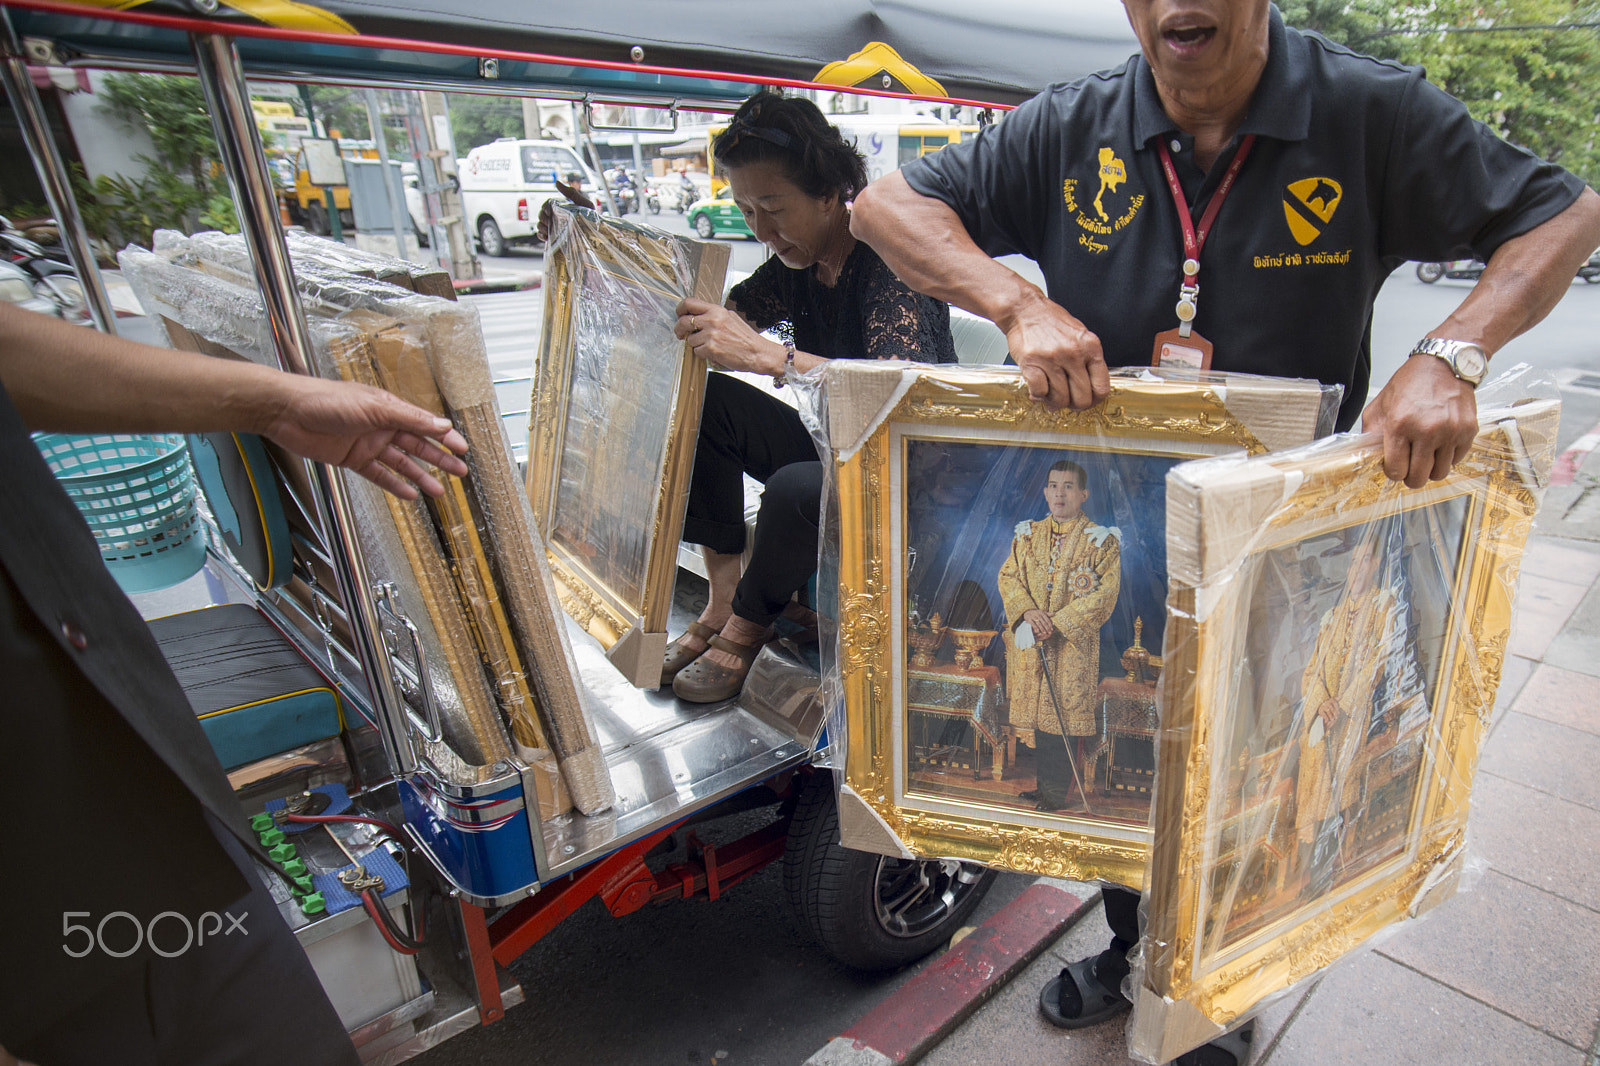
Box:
[1455,344,1487,380]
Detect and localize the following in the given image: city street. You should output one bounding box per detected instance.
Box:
[471,216,1600,462]
[111,229,1600,1066]
[433,231,1600,1066]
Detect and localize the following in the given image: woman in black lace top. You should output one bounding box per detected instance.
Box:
[664,91,956,702]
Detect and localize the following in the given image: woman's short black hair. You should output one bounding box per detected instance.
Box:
[712,91,868,202]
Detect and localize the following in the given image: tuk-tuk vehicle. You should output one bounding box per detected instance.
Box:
[0,1,1135,1059]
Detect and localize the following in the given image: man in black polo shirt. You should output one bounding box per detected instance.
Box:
[853,0,1600,1061]
[0,303,468,1066]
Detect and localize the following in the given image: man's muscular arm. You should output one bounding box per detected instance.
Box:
[1364,186,1600,488]
[852,171,1110,411]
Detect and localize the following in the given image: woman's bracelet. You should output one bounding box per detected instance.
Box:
[772,339,796,388]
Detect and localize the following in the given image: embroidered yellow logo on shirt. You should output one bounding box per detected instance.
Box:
[1282,177,1342,246]
[1063,148,1143,255]
[1094,148,1127,222]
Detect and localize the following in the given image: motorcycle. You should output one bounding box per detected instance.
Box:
[642,180,662,215]
[0,214,89,321]
[612,177,637,215]
[1419,250,1600,284]
[1579,248,1600,284]
[1415,258,1485,283]
[675,175,699,213]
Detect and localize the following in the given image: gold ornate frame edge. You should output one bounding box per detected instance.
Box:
[1139,409,1554,1052]
[838,370,1271,884]
[525,208,725,655]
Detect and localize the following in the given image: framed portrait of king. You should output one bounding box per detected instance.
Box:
[1129,396,1559,1062]
[824,361,1339,885]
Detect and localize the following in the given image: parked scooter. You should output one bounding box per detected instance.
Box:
[0,214,89,321]
[1415,259,1485,283]
[1579,248,1600,284]
[1419,250,1600,284]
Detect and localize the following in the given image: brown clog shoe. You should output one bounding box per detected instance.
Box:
[660,620,718,687]
[672,633,764,703]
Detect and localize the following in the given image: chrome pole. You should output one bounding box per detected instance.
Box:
[189,31,416,774]
[363,88,415,259]
[0,8,116,332]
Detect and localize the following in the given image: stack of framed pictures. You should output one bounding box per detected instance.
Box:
[526,204,730,688]
[821,358,1557,1058]
[1128,394,1559,1062]
[823,361,1340,886]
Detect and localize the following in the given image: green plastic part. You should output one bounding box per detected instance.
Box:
[282,859,308,879]
[300,892,326,916]
[258,828,286,848]
[249,813,276,832]
[268,842,297,863]
[293,875,314,896]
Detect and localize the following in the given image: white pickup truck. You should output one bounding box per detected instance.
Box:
[457,138,598,256]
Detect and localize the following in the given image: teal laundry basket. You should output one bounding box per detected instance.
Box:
[34,433,206,593]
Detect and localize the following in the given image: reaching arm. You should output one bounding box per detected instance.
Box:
[0,303,468,500]
[852,171,1109,410]
[1363,186,1600,488]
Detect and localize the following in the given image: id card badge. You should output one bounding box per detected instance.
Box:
[1151,327,1213,370]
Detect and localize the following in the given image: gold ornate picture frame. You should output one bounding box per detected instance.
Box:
[527,205,729,686]
[1129,398,1559,1061]
[826,362,1337,886]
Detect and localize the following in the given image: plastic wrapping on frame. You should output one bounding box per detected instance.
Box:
[119,234,614,817]
[528,204,725,686]
[1126,365,1560,1063]
[794,360,1341,877]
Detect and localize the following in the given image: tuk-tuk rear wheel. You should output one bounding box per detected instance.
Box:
[782,768,995,972]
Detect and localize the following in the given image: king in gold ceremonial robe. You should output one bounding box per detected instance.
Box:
[998,460,1121,810]
[1293,540,1400,891]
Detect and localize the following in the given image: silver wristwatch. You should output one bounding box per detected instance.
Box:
[1410,338,1488,385]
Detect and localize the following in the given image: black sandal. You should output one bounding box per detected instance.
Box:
[1038,956,1131,1029]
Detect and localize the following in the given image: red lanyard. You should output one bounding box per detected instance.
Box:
[1154,134,1256,336]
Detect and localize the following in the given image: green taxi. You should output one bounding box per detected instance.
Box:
[687,189,755,239]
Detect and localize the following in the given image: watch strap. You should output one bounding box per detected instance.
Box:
[1410,337,1486,385]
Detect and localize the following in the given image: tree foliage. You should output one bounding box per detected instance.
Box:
[1281,0,1600,186]
[448,95,527,153]
[92,72,237,243]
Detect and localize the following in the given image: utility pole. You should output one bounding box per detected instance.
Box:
[417,91,478,280]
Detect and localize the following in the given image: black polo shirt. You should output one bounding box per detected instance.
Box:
[902,6,1586,431]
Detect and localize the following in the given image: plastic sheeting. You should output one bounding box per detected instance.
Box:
[799,360,1340,884]
[1127,366,1560,1062]
[528,203,728,687]
[119,233,614,816]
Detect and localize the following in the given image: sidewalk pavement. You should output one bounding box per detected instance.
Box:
[837,419,1600,1066]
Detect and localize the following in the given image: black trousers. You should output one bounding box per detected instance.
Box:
[1096,883,1142,995]
[683,373,823,629]
[10,817,360,1066]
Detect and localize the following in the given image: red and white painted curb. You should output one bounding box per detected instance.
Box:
[805,879,1097,1066]
[1552,421,1600,486]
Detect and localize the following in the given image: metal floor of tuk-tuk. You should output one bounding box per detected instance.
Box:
[537,612,822,880]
